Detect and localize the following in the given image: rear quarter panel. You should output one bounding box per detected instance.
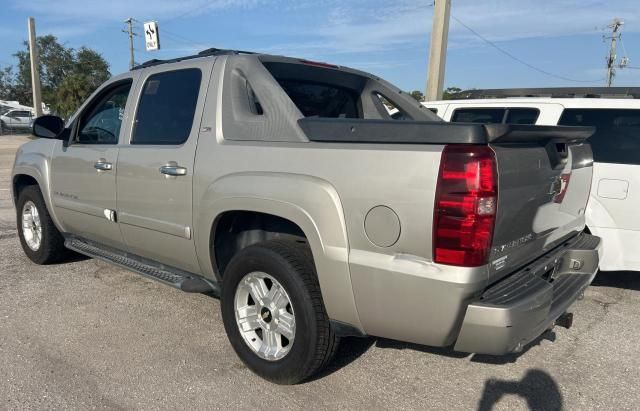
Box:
[193,132,446,332]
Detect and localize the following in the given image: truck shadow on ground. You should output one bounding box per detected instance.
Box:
[477,369,563,411]
[317,339,562,410]
[312,331,557,381]
[591,270,640,291]
[374,331,556,365]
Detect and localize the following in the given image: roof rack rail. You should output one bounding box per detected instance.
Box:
[132,47,256,70]
[455,87,640,100]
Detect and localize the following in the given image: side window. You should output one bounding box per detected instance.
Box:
[558,108,640,165]
[77,81,132,144]
[505,108,539,125]
[374,93,413,121]
[132,68,202,145]
[451,108,505,123]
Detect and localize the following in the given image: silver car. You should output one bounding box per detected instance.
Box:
[1,108,33,133]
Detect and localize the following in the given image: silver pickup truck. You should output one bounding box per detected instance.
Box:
[12,48,601,384]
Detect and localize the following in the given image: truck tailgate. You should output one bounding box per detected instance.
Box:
[488,126,594,283]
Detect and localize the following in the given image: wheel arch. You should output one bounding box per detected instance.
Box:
[12,139,64,232]
[12,170,65,233]
[194,172,363,331]
[12,173,39,205]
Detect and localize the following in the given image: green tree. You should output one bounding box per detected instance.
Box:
[3,35,110,118]
[410,90,425,102]
[442,87,462,100]
[0,66,15,100]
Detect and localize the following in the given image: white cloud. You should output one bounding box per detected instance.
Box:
[10,0,262,22]
[10,0,640,53]
[256,0,640,58]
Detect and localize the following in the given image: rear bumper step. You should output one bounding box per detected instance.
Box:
[453,233,600,355]
[65,236,219,295]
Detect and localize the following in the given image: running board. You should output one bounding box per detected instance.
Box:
[65,236,220,295]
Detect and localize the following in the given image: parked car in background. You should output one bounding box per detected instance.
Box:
[1,108,33,133]
[13,53,600,384]
[424,87,640,272]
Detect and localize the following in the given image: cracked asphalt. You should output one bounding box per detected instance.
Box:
[1,134,639,409]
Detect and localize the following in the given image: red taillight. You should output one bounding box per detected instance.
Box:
[433,145,498,267]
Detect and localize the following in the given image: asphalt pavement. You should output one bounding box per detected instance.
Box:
[1,134,639,410]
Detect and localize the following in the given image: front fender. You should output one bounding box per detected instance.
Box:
[11,139,63,231]
[194,172,363,331]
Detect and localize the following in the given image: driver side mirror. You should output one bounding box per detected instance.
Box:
[32,115,65,139]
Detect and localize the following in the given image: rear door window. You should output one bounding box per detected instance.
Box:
[558,108,640,165]
[451,108,505,123]
[132,68,202,145]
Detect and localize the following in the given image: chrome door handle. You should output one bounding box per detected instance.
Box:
[94,160,113,171]
[159,164,187,177]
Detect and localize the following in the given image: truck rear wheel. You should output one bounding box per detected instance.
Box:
[17,185,68,264]
[220,240,338,384]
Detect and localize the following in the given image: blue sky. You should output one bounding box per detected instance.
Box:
[1,0,640,92]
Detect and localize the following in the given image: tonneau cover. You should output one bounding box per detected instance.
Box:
[298,118,594,144]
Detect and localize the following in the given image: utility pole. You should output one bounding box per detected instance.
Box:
[426,0,451,101]
[27,17,43,117]
[123,18,137,70]
[605,18,623,87]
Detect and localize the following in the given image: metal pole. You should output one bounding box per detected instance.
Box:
[426,0,451,101]
[28,17,43,117]
[606,19,623,87]
[124,18,135,70]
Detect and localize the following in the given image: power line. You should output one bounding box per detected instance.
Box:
[451,14,606,84]
[161,29,207,48]
[161,0,214,24]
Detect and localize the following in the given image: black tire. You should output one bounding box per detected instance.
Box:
[16,185,68,264]
[221,239,339,384]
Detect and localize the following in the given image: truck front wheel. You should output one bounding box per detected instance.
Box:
[220,240,338,384]
[17,185,68,264]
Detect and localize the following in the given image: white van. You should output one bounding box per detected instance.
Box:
[424,87,640,272]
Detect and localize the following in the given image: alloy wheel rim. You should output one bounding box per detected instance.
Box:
[234,271,296,361]
[21,201,42,251]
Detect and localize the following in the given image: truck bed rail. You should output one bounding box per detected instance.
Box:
[298,118,594,145]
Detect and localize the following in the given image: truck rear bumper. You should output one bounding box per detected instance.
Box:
[453,233,601,355]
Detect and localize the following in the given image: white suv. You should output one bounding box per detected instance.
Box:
[424,88,640,272]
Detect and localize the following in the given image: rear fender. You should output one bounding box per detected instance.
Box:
[194,172,363,331]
